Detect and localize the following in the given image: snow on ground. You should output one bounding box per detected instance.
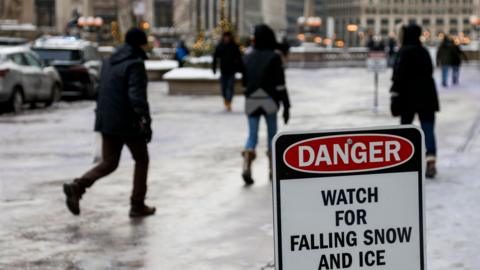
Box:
[0,66,479,269]
[144,60,178,71]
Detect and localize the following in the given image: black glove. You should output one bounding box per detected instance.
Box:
[283,108,290,124]
[139,117,152,143]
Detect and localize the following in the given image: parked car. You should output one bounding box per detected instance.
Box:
[0,37,29,46]
[0,46,62,113]
[32,36,100,99]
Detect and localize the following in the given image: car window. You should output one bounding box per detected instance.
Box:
[23,53,42,67]
[32,49,83,62]
[8,53,28,66]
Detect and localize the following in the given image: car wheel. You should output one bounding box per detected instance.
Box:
[84,79,98,100]
[8,89,23,114]
[45,84,61,107]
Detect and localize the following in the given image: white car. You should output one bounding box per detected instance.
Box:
[0,46,62,113]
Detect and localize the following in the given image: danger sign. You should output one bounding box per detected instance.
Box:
[272,126,425,270]
[366,52,388,72]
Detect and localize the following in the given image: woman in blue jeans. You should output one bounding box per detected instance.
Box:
[241,24,291,185]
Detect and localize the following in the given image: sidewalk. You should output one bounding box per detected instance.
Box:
[0,66,479,269]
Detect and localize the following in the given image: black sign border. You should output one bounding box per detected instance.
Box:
[272,125,425,270]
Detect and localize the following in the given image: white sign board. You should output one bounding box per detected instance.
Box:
[366,52,388,72]
[273,126,425,270]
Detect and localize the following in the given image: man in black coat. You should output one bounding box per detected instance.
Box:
[391,24,440,178]
[63,28,156,218]
[212,32,243,111]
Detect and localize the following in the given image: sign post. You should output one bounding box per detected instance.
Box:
[366,52,387,113]
[273,126,425,270]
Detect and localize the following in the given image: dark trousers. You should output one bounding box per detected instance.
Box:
[75,134,149,203]
[220,74,235,103]
[401,111,437,156]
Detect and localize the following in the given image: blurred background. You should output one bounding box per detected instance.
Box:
[1,0,479,48]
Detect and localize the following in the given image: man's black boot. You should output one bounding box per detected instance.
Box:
[129,200,156,218]
[63,181,85,215]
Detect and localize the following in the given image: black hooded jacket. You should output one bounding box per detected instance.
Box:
[94,44,150,136]
[391,25,439,114]
[243,25,290,116]
[212,41,243,75]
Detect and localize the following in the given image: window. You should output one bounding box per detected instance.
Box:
[154,0,173,27]
[436,18,444,25]
[8,53,28,66]
[422,19,430,25]
[33,49,82,62]
[35,0,55,27]
[24,53,42,67]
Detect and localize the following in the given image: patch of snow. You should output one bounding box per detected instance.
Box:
[145,60,178,71]
[163,67,242,80]
[188,55,213,64]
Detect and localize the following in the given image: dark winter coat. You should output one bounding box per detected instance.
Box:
[391,26,439,114]
[94,44,150,137]
[436,40,455,66]
[243,49,290,116]
[212,42,243,75]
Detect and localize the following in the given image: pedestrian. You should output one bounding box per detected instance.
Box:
[241,24,291,185]
[175,40,189,68]
[436,36,454,87]
[387,34,397,67]
[63,28,156,217]
[212,32,243,112]
[451,42,468,85]
[390,24,440,178]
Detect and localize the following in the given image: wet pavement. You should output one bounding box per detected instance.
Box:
[1,66,480,269]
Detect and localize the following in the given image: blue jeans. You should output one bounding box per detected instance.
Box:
[245,114,277,151]
[401,112,437,156]
[452,65,460,84]
[220,74,235,102]
[441,65,450,86]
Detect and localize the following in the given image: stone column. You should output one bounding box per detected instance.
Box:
[20,0,35,24]
[144,0,155,27]
[173,0,194,38]
[262,0,286,39]
[117,0,133,35]
[304,0,315,18]
[55,0,71,33]
[83,0,94,17]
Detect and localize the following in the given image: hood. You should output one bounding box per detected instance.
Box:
[402,25,422,46]
[110,44,147,65]
[254,24,277,50]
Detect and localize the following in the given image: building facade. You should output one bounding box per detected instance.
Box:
[321,0,480,46]
[286,0,322,41]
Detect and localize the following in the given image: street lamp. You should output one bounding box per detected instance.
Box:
[77,16,103,30]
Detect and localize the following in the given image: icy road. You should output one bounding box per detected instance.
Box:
[1,66,479,269]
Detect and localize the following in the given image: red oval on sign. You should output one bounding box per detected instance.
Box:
[283,134,414,173]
